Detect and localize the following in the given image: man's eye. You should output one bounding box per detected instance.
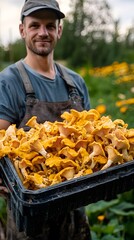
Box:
[30,24,39,28]
[48,25,56,30]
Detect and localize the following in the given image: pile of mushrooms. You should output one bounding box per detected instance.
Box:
[0,109,133,190]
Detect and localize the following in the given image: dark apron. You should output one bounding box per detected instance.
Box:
[6,61,91,240]
[17,61,84,129]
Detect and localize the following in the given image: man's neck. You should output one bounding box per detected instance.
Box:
[24,54,55,79]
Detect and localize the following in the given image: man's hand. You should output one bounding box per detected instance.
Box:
[0,178,8,198]
[0,119,11,130]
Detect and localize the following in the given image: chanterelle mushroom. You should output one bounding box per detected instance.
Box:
[26,116,40,129]
[0,108,133,190]
[58,146,78,159]
[101,145,123,170]
[30,139,49,158]
[89,141,106,169]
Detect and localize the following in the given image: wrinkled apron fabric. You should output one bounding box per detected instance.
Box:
[6,61,91,240]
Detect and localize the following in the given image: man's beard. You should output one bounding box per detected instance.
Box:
[27,42,53,56]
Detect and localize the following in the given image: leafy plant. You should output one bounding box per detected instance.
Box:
[0,197,7,225]
[86,190,134,239]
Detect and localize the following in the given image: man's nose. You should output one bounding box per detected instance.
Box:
[38,26,48,36]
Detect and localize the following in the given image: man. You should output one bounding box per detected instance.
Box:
[0,0,91,239]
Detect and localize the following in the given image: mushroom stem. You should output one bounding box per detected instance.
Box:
[101,159,113,170]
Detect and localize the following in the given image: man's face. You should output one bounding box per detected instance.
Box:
[19,9,62,57]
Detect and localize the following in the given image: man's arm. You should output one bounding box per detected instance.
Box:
[0,119,11,130]
[0,119,11,195]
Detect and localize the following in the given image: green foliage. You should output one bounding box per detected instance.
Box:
[0,197,7,225]
[121,49,134,64]
[81,64,134,239]
[86,190,134,239]
[83,72,134,128]
[0,39,26,65]
[9,40,26,62]
[56,0,115,67]
[55,0,134,68]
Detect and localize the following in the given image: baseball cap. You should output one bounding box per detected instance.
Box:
[21,0,65,22]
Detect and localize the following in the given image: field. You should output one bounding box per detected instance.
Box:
[79,62,134,129]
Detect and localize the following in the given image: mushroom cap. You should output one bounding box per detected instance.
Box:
[32,156,45,165]
[61,138,75,148]
[19,159,33,169]
[125,129,134,138]
[54,167,75,181]
[89,141,105,157]
[57,123,80,137]
[26,116,40,129]
[58,146,78,159]
[106,130,130,150]
[43,136,63,149]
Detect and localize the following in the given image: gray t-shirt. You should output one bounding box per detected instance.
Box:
[0,62,90,125]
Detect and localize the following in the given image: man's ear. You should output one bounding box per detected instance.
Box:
[57,24,63,40]
[19,23,25,39]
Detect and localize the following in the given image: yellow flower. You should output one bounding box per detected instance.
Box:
[120,106,128,113]
[97,215,105,221]
[116,75,134,84]
[116,98,134,107]
[95,104,106,114]
[89,62,134,78]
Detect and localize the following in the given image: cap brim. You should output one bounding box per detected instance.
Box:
[22,6,65,19]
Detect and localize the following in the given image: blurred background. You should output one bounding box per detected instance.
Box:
[0,0,134,239]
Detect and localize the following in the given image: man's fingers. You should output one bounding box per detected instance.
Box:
[0,186,8,195]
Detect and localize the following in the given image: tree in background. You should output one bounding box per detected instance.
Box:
[122,25,134,63]
[0,0,134,68]
[0,40,26,69]
[55,0,116,67]
[55,0,134,67]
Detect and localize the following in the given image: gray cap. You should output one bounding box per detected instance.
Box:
[21,0,65,22]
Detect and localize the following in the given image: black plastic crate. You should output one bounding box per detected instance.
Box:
[0,156,134,236]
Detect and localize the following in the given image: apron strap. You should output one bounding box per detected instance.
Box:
[16,60,79,97]
[55,63,81,97]
[16,60,35,96]
[55,63,76,88]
